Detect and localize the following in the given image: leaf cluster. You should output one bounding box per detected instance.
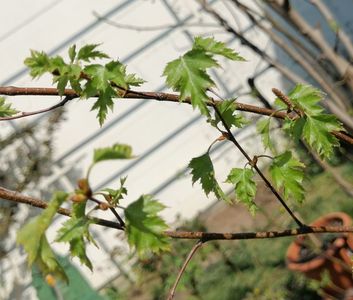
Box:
[279,84,344,159]
[0,97,18,117]
[25,44,144,125]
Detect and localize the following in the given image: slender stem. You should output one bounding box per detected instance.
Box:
[213,104,304,227]
[90,196,125,227]
[0,96,74,121]
[167,240,203,300]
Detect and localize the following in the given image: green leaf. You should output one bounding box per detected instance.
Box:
[188,153,228,202]
[287,84,325,116]
[68,44,77,63]
[215,100,247,129]
[17,192,68,282]
[163,49,218,116]
[102,177,128,205]
[256,118,274,152]
[93,143,133,163]
[269,151,305,203]
[303,114,343,159]
[91,86,116,125]
[0,97,18,117]
[83,61,144,125]
[77,44,109,62]
[282,117,306,143]
[125,195,170,256]
[105,61,145,89]
[226,168,257,214]
[193,36,245,61]
[24,50,51,78]
[56,74,69,96]
[56,217,97,271]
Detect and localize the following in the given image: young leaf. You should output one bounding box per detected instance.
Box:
[106,61,145,89]
[68,44,76,63]
[303,114,343,159]
[226,168,257,214]
[287,84,325,116]
[269,151,305,203]
[188,153,228,202]
[93,144,133,163]
[102,177,128,206]
[77,44,109,62]
[163,49,218,116]
[0,97,18,117]
[24,50,51,78]
[193,36,245,61]
[125,195,170,256]
[17,192,68,282]
[56,216,97,270]
[215,100,247,129]
[256,118,274,152]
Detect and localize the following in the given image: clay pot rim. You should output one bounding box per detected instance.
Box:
[286,212,352,268]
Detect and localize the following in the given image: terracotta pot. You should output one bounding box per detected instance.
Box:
[286,212,353,299]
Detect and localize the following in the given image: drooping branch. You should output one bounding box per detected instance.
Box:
[0,86,352,145]
[0,95,75,121]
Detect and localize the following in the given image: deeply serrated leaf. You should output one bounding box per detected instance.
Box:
[270,151,305,203]
[91,86,116,125]
[226,168,257,214]
[163,49,218,116]
[125,195,170,257]
[93,143,133,163]
[188,153,228,202]
[0,97,18,117]
[77,44,109,62]
[287,84,325,116]
[56,217,96,270]
[193,36,245,61]
[24,50,51,78]
[17,192,68,281]
[256,118,274,152]
[303,114,343,159]
[215,100,247,129]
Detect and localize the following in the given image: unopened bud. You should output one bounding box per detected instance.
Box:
[69,193,87,203]
[45,274,56,287]
[99,202,110,211]
[77,178,91,197]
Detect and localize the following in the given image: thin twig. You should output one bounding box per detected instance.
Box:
[0,86,352,144]
[212,104,305,227]
[167,240,204,300]
[0,96,75,121]
[89,196,125,227]
[0,186,124,230]
[1,186,353,240]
